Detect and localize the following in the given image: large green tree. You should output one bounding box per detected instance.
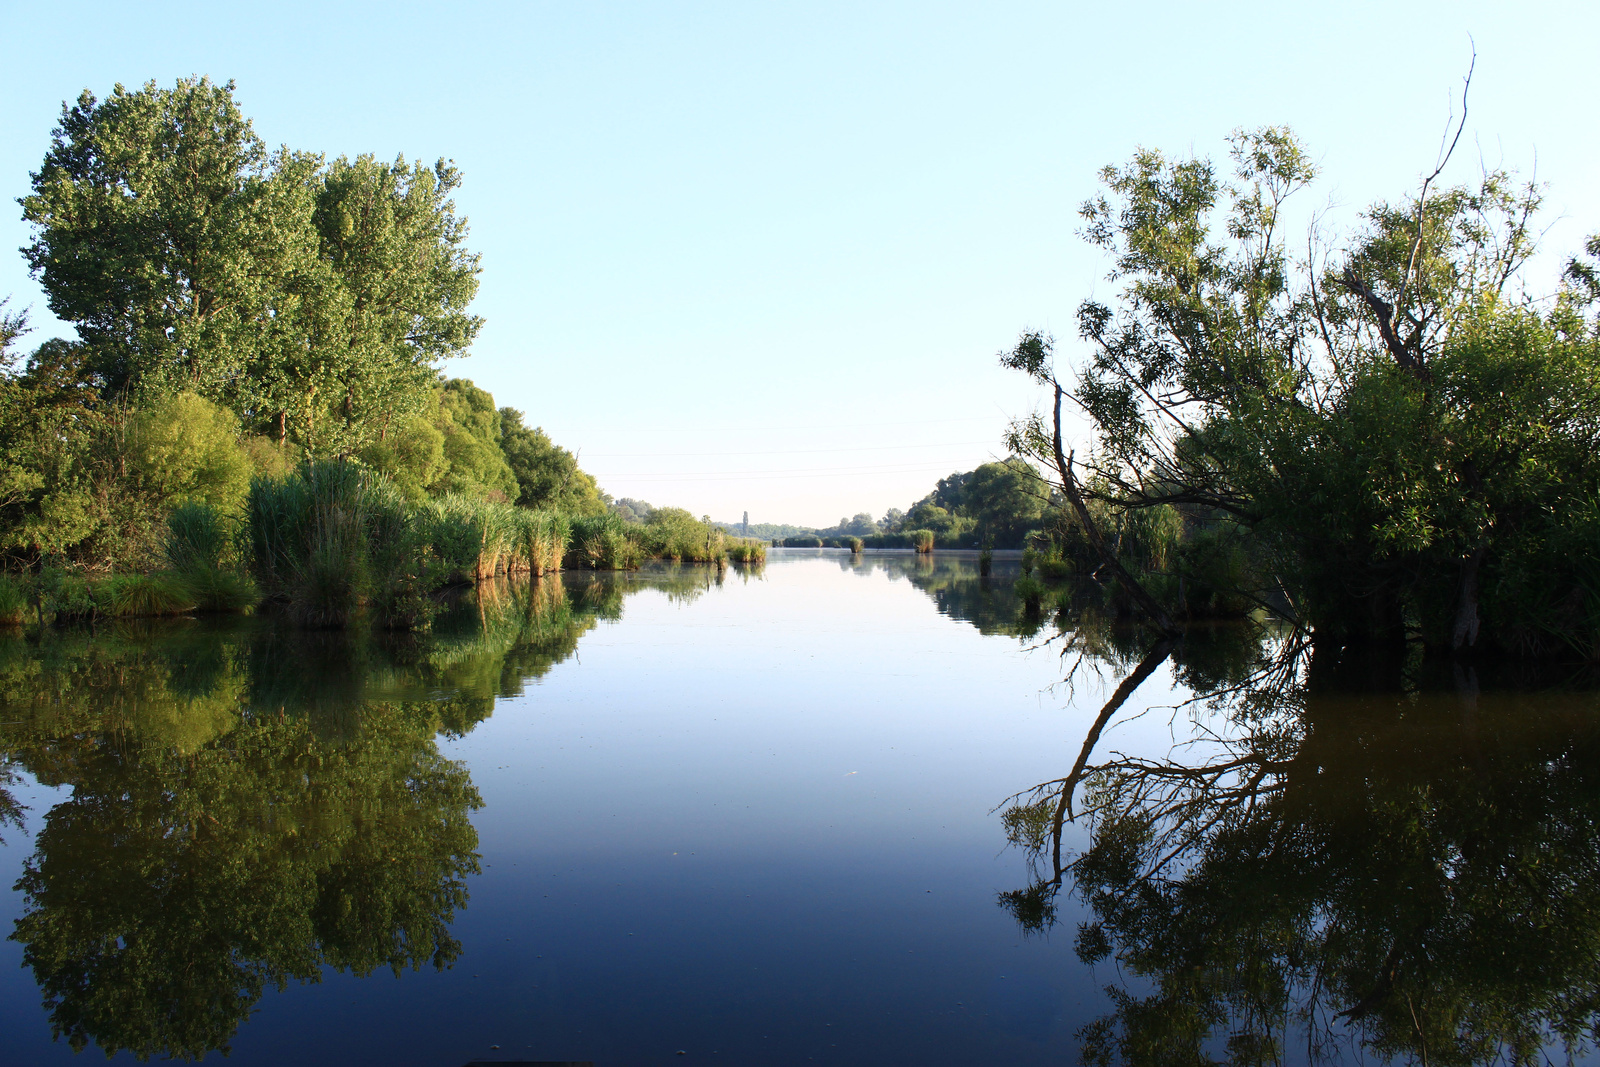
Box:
[1003,127,1600,654]
[20,78,307,402]
[20,79,482,458]
[499,407,608,514]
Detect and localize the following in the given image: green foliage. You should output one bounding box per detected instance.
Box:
[501,408,607,513]
[5,82,624,575]
[123,393,253,513]
[20,78,289,400]
[1004,126,1600,653]
[726,539,767,564]
[640,507,726,563]
[567,514,641,571]
[911,529,935,553]
[0,574,27,625]
[0,329,101,563]
[431,380,516,501]
[19,79,481,454]
[290,154,482,454]
[356,411,446,503]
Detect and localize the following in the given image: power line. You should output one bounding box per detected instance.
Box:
[586,438,995,458]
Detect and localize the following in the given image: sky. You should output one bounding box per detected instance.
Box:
[2,1,1596,528]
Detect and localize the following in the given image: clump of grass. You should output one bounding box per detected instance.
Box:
[166,502,237,572]
[0,574,26,625]
[979,547,993,576]
[246,459,378,625]
[165,502,260,612]
[846,536,864,554]
[180,566,261,613]
[911,529,935,554]
[100,573,198,617]
[727,539,767,564]
[1014,573,1046,615]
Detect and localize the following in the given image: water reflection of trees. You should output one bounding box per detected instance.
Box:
[0,571,656,1060]
[837,553,1041,636]
[1001,627,1600,1066]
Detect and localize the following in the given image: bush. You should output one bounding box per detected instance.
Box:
[641,508,725,562]
[0,573,26,625]
[124,392,253,512]
[911,529,935,554]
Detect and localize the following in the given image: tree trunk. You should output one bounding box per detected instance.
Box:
[1048,384,1178,635]
[1451,544,1488,652]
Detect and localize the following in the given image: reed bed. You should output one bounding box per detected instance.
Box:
[911,529,935,554]
[10,459,586,631]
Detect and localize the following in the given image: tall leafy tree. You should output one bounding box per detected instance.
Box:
[295,154,482,453]
[19,78,309,402]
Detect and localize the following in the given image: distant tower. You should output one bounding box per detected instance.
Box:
[742,511,749,537]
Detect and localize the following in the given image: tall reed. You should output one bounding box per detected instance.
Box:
[247,460,377,626]
[165,502,260,612]
[567,514,641,570]
[911,529,935,554]
[516,510,571,576]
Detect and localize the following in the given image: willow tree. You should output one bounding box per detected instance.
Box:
[1003,125,1600,655]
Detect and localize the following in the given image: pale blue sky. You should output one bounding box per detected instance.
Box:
[3,1,1595,526]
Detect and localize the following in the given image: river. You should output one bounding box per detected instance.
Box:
[0,551,1594,1065]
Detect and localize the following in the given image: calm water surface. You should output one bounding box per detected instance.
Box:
[0,551,1596,1065]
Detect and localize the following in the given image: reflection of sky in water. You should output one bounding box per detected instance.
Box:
[0,553,1193,1066]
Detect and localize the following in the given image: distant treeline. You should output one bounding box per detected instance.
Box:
[738,456,1053,550]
